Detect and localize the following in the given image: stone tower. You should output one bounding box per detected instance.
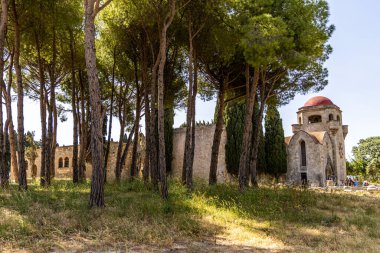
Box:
[286,96,348,186]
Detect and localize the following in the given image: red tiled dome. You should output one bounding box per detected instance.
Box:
[304,96,334,107]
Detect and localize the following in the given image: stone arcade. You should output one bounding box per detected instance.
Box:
[285,96,348,187]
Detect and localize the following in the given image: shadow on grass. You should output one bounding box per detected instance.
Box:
[0,179,379,252]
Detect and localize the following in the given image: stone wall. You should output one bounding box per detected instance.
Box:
[24,142,142,181]
[171,125,228,182]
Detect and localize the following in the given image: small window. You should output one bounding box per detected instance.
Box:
[298,117,302,124]
[58,158,63,168]
[308,115,322,124]
[329,114,334,121]
[64,157,70,167]
[337,115,341,123]
[300,140,307,167]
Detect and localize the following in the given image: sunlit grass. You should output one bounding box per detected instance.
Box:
[0,179,379,252]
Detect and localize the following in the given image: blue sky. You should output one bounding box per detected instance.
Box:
[21,0,379,158]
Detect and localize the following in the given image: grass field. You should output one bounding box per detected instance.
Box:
[0,179,379,252]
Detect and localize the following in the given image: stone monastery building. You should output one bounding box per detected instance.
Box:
[285,96,348,187]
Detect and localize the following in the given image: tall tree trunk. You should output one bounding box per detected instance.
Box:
[141,39,151,184]
[149,50,160,191]
[115,116,125,182]
[187,51,198,192]
[249,97,265,187]
[70,30,79,183]
[0,0,9,188]
[12,0,27,190]
[4,48,17,183]
[34,32,47,187]
[84,1,105,207]
[46,87,52,186]
[130,56,141,178]
[120,124,135,175]
[78,70,88,183]
[78,69,87,182]
[238,65,259,190]
[51,97,57,178]
[156,0,176,200]
[103,47,116,183]
[209,77,227,185]
[182,22,194,185]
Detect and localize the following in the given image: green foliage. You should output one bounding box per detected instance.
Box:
[224,102,245,176]
[351,137,380,181]
[224,101,266,175]
[25,131,39,165]
[264,106,287,177]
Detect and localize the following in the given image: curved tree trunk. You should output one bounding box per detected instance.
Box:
[209,77,227,185]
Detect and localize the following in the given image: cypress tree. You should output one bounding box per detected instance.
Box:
[224,102,245,176]
[264,106,287,179]
[224,101,266,176]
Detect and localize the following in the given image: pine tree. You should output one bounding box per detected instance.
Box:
[264,106,287,179]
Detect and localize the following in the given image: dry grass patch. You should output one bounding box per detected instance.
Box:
[0,180,379,252]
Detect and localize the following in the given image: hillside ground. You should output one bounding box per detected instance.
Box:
[0,179,379,252]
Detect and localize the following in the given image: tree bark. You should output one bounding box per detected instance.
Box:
[249,96,265,187]
[115,83,127,182]
[149,48,160,191]
[238,65,259,190]
[130,55,141,178]
[182,22,194,185]
[187,51,198,192]
[84,0,106,207]
[12,0,27,190]
[103,47,116,183]
[4,48,17,183]
[70,30,79,183]
[78,69,87,182]
[0,0,9,187]
[141,39,151,184]
[34,31,47,187]
[209,77,227,185]
[156,0,176,200]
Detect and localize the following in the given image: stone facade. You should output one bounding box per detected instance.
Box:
[22,142,142,181]
[286,96,348,187]
[171,125,228,182]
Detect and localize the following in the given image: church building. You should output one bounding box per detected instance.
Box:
[285,96,348,187]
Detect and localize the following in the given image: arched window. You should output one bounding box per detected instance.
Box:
[300,140,307,167]
[308,115,322,124]
[58,158,63,168]
[337,115,341,123]
[298,117,302,124]
[329,114,334,121]
[64,157,70,167]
